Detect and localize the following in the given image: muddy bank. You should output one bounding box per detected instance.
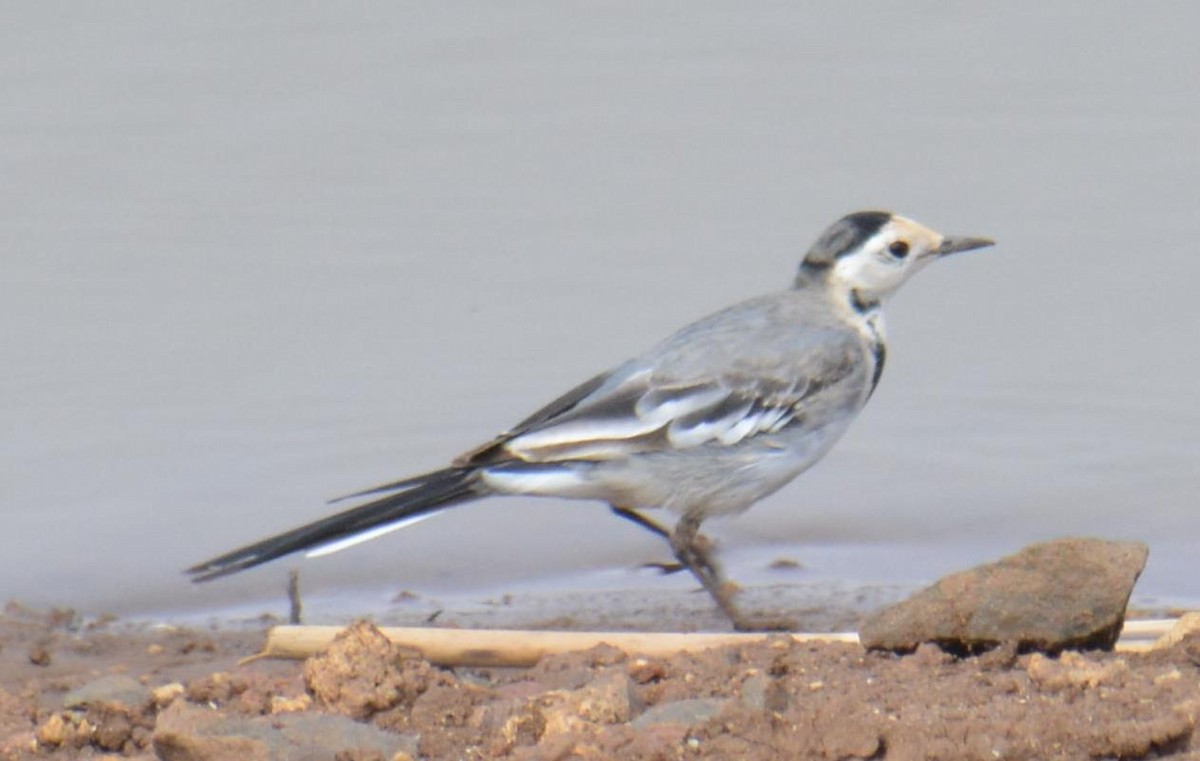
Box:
[3,605,1200,760]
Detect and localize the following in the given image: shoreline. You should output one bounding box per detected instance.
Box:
[4,602,1199,760]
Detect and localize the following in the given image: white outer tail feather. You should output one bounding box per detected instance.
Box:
[304,512,441,559]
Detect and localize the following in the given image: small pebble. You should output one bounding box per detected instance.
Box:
[29,644,52,667]
[151,683,185,708]
[36,713,68,747]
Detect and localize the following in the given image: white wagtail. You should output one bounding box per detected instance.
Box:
[188,211,993,630]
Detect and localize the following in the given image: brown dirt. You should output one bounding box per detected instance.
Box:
[3,604,1200,760]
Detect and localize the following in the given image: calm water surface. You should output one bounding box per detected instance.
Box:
[3,3,1199,618]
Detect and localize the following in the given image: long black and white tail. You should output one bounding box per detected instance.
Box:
[186,467,488,582]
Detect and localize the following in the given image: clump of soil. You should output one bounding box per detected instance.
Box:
[2,605,1200,760]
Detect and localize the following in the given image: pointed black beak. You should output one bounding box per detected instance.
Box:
[932,236,994,257]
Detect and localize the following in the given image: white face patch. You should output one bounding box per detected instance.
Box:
[829,219,941,301]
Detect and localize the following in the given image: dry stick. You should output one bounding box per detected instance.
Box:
[259,618,1185,667]
[286,570,302,626]
[1120,618,1180,638]
[262,626,858,668]
[1117,615,1199,651]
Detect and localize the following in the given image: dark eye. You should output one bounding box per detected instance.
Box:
[888,240,910,258]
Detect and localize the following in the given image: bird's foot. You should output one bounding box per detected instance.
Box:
[662,514,793,631]
[639,560,686,575]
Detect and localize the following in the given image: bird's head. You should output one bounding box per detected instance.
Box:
[798,211,993,304]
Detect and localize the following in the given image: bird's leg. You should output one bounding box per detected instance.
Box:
[611,505,727,576]
[668,515,796,632]
[668,513,752,629]
[610,505,686,573]
[612,505,791,631]
[609,505,671,539]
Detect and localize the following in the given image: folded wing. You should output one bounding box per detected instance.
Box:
[461,319,865,465]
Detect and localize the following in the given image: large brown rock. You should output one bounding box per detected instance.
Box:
[860,537,1148,654]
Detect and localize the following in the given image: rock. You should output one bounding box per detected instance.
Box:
[304,619,436,719]
[151,683,185,708]
[737,673,769,711]
[466,696,546,756]
[269,693,312,714]
[1150,611,1200,651]
[184,672,246,705]
[560,670,634,725]
[632,698,726,729]
[36,712,70,747]
[154,730,270,761]
[64,674,149,709]
[35,712,94,749]
[86,703,136,751]
[28,642,52,666]
[1027,651,1129,690]
[860,537,1148,654]
[529,645,626,691]
[153,701,418,761]
[52,676,156,752]
[539,670,635,736]
[737,672,788,713]
[38,678,157,754]
[627,657,667,685]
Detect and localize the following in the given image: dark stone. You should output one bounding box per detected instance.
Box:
[631,697,726,729]
[859,538,1148,655]
[63,674,149,709]
[153,701,417,761]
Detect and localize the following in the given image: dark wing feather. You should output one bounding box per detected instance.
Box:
[453,370,613,466]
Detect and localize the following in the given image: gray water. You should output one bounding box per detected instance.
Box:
[4,3,1199,620]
